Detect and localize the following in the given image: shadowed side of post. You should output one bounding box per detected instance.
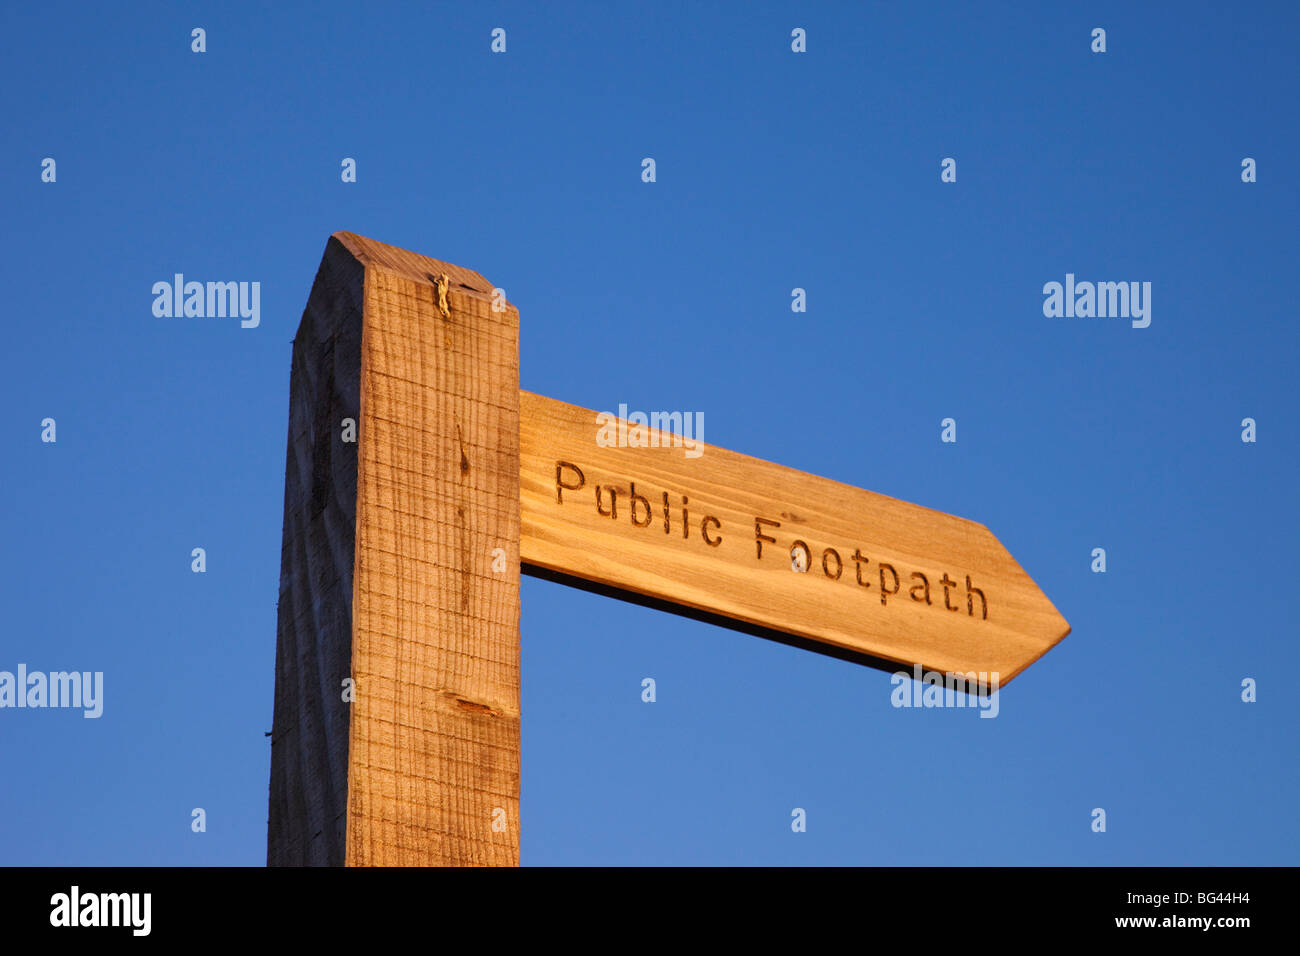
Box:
[267,236,365,865]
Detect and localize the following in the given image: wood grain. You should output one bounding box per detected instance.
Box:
[344,233,520,866]
[519,391,1069,685]
[269,232,520,867]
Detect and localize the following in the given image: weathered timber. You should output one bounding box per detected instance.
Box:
[268,232,520,866]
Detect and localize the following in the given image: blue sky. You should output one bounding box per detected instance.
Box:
[2,1,1296,865]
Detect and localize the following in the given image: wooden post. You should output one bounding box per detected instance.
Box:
[268,232,521,866]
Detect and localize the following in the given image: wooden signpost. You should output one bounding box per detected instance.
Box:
[268,232,1070,868]
[520,391,1069,682]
